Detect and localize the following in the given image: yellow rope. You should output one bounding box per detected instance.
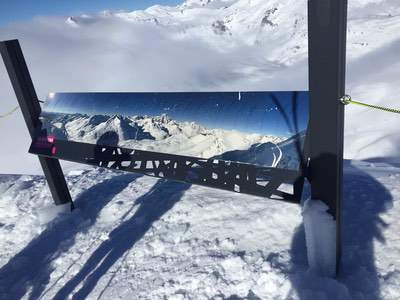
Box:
[0,105,19,118]
[340,95,400,114]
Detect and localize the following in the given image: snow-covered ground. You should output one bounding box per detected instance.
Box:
[0,160,399,299]
[1,0,400,299]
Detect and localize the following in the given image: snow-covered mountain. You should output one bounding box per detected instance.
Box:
[215,131,307,170]
[65,0,309,66]
[62,0,400,67]
[42,112,297,167]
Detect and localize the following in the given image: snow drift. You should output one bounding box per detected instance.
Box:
[302,198,336,278]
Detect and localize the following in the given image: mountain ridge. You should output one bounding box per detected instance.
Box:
[41,112,304,168]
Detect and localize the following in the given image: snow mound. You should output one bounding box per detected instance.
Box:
[302,198,336,278]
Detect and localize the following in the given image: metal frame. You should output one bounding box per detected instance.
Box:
[307,0,348,274]
[29,137,304,203]
[0,39,72,206]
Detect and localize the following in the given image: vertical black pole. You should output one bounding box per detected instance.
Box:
[0,39,72,206]
[308,0,347,274]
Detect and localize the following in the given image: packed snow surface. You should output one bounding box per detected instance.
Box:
[0,160,399,299]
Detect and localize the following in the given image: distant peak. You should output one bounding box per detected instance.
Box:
[154,113,171,123]
[101,10,114,17]
[110,114,123,120]
[65,16,79,28]
[181,0,237,9]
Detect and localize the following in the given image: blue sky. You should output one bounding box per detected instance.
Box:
[0,0,182,26]
[43,92,309,138]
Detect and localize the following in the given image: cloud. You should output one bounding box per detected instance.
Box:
[0,11,309,174]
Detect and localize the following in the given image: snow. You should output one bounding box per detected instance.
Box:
[37,202,72,224]
[302,198,336,278]
[65,17,79,28]
[0,161,399,299]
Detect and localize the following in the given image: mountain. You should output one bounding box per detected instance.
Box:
[65,0,309,66]
[275,130,306,170]
[41,112,286,165]
[214,130,306,170]
[216,141,281,167]
[63,0,400,69]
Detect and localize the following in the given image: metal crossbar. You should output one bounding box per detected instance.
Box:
[29,137,304,203]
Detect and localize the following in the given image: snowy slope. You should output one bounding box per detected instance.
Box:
[0,161,399,299]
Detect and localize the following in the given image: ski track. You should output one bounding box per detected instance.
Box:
[0,160,399,299]
[271,144,283,168]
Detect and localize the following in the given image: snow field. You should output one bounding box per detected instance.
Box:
[0,160,399,299]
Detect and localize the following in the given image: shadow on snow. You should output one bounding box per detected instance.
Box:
[0,172,143,299]
[52,179,190,300]
[289,159,393,299]
[0,157,393,299]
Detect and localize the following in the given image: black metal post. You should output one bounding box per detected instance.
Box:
[308,0,348,274]
[0,39,72,206]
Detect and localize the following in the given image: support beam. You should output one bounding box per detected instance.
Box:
[308,0,348,274]
[0,39,72,206]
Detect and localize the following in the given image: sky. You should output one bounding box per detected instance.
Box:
[0,0,182,26]
[43,91,309,138]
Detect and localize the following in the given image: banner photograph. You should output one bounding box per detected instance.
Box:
[35,91,309,171]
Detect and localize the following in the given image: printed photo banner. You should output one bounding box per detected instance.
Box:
[31,91,309,171]
[29,91,309,201]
